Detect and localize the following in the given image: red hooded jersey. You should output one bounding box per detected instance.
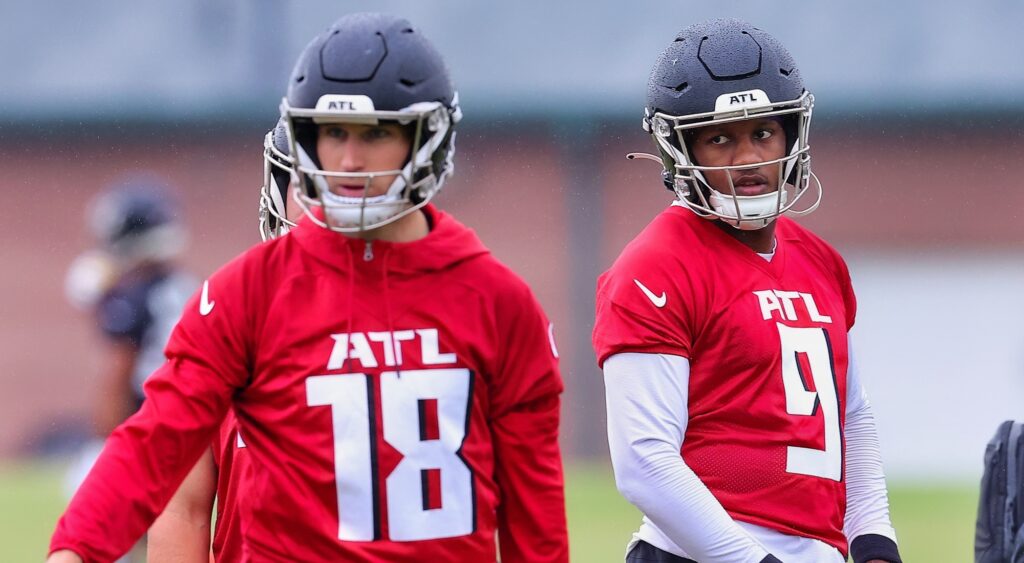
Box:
[593,205,856,555]
[51,206,568,562]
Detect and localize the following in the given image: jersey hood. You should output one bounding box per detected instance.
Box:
[289,204,491,277]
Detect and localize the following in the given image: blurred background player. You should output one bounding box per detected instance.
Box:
[148,121,295,563]
[594,19,901,563]
[62,175,196,562]
[64,176,196,439]
[49,12,568,563]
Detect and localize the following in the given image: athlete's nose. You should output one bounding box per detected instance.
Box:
[336,139,366,173]
[732,135,763,168]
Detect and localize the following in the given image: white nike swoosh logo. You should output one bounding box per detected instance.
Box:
[634,279,667,308]
[200,280,215,316]
[547,322,560,359]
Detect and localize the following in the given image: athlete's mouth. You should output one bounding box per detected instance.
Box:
[731,173,772,197]
[331,183,368,198]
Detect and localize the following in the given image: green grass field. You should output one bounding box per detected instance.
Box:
[1,460,977,561]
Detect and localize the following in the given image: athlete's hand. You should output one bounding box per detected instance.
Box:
[46,549,83,563]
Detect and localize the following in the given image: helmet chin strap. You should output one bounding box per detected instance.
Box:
[707,187,788,230]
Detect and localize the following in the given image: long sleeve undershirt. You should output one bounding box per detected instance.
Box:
[603,336,897,562]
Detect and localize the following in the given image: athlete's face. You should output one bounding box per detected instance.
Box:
[316,122,411,198]
[689,118,787,196]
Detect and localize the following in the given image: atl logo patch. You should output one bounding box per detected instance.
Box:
[315,94,376,112]
[714,89,771,113]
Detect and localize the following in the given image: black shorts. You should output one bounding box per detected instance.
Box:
[625,540,697,563]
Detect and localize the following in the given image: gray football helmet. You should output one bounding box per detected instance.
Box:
[279,13,461,233]
[633,18,821,229]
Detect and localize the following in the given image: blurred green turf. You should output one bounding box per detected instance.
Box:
[565,463,980,562]
[0,462,67,562]
[1,460,978,562]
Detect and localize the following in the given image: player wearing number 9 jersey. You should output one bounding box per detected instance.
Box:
[594,19,901,563]
[48,12,567,563]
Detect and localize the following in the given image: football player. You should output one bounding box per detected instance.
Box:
[62,178,197,563]
[593,19,902,563]
[64,177,196,441]
[49,12,568,563]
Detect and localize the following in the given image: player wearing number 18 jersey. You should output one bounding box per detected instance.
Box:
[49,13,567,563]
[594,19,900,563]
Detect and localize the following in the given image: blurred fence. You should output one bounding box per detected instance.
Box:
[2,118,1023,480]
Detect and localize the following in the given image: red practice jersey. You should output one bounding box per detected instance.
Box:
[52,205,568,562]
[211,414,245,562]
[593,205,856,555]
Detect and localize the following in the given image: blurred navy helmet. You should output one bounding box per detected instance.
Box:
[66,175,186,309]
[280,12,462,233]
[639,18,821,230]
[88,174,186,262]
[259,117,296,241]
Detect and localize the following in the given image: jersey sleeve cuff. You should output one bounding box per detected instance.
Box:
[850,533,902,563]
[598,346,690,368]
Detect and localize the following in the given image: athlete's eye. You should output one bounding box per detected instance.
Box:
[323,126,348,140]
[754,129,774,140]
[365,127,393,141]
[709,134,729,145]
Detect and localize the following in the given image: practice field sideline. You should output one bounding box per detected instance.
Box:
[0,461,976,561]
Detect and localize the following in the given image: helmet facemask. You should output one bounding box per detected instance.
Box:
[259,128,298,241]
[646,91,821,230]
[281,94,461,234]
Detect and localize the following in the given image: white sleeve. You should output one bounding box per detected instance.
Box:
[604,352,771,562]
[843,335,899,543]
